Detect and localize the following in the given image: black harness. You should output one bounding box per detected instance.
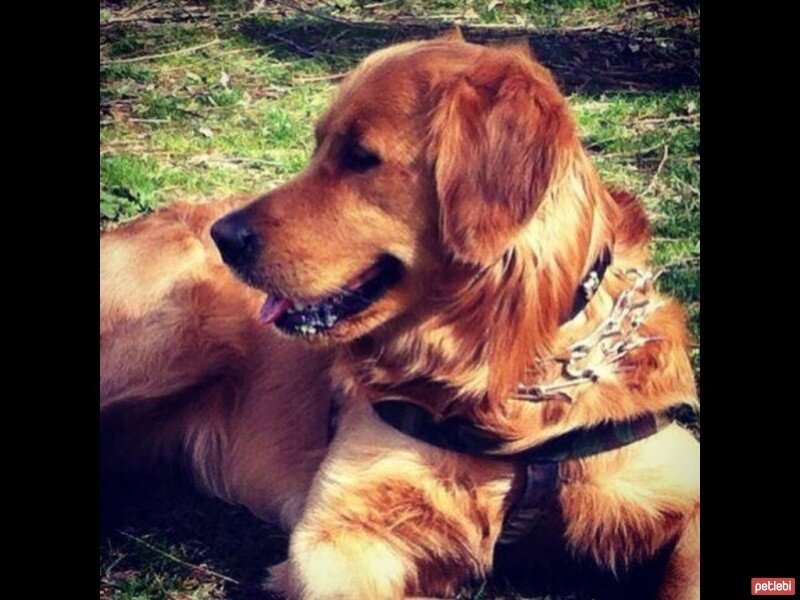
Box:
[333,247,696,546]
[372,397,686,545]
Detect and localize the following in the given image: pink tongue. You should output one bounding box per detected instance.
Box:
[259,295,292,325]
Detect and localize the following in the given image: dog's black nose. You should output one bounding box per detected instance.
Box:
[210,212,260,268]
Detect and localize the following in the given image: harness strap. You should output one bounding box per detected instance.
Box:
[496,462,559,546]
[372,398,683,462]
[372,399,694,546]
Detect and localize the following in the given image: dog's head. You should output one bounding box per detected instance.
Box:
[211,36,580,343]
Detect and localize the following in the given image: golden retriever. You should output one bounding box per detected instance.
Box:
[100,32,700,600]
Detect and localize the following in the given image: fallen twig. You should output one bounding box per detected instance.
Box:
[671,173,700,196]
[129,118,171,124]
[660,255,700,270]
[623,1,659,11]
[645,144,669,195]
[293,71,347,83]
[556,20,626,32]
[597,142,664,159]
[631,114,700,125]
[362,0,401,9]
[120,0,160,19]
[188,154,286,167]
[158,46,265,72]
[118,531,239,585]
[101,38,221,65]
[101,7,213,27]
[265,31,348,60]
[102,550,127,581]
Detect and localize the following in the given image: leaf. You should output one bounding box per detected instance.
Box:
[100,191,123,219]
[100,186,156,221]
[198,127,214,138]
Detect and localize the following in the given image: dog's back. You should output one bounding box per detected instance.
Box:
[100,198,332,525]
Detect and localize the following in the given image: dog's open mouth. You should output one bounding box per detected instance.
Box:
[259,255,403,336]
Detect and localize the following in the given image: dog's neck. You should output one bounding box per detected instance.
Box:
[340,148,630,410]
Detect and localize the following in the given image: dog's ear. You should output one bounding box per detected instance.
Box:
[429,46,576,265]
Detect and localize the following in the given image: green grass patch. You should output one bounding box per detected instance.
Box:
[323,0,630,28]
[572,89,700,354]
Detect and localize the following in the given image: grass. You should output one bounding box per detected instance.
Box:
[100,1,699,598]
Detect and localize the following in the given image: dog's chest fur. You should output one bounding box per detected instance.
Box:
[319,248,699,593]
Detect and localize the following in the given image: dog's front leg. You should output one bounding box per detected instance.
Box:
[265,404,510,600]
[266,525,409,599]
[559,423,700,600]
[658,507,700,600]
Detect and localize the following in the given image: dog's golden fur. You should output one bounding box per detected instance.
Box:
[100,34,699,599]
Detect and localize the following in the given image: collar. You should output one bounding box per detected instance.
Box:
[567,245,612,322]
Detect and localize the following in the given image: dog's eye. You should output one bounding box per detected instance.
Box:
[341,143,381,173]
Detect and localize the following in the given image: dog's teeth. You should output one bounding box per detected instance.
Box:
[298,323,317,335]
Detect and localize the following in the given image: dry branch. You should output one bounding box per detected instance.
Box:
[645,144,669,195]
[101,38,221,65]
[118,531,239,585]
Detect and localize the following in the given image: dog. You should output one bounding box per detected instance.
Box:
[100,32,700,600]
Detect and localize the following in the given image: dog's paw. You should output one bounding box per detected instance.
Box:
[264,534,408,599]
[263,560,294,598]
